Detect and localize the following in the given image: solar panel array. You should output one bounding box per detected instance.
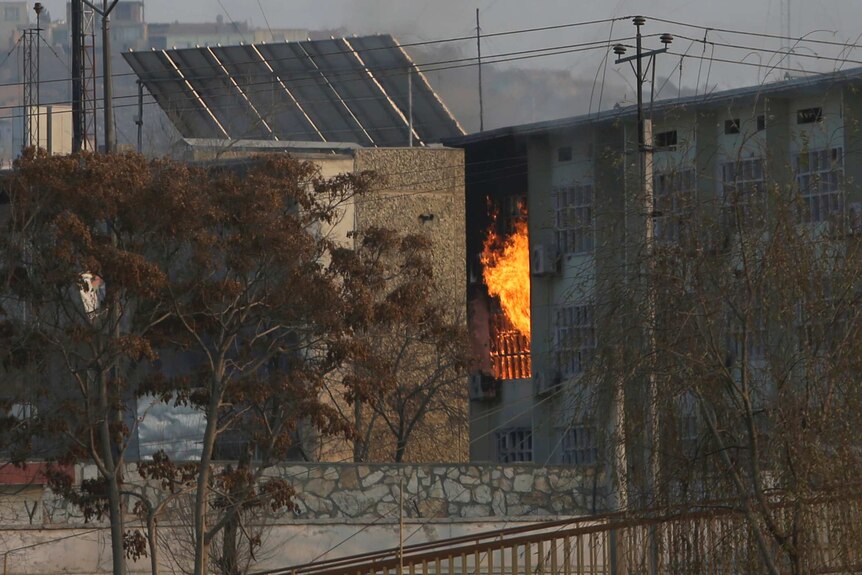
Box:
[124,35,464,147]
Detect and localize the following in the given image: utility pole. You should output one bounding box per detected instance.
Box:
[613,17,673,575]
[35,2,43,148]
[22,3,44,151]
[398,475,404,575]
[71,0,83,152]
[82,0,119,153]
[476,8,484,132]
[101,0,114,153]
[135,80,143,153]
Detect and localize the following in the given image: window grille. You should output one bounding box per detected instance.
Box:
[496,428,533,463]
[562,425,598,465]
[555,304,595,376]
[654,168,695,244]
[727,303,767,362]
[796,279,850,353]
[795,147,843,224]
[721,157,765,220]
[555,184,593,255]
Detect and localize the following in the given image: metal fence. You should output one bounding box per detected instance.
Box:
[270,493,862,575]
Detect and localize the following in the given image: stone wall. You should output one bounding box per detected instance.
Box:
[285,463,603,520]
[0,463,603,527]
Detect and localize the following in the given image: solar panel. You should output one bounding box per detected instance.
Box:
[123,35,465,146]
[348,35,464,143]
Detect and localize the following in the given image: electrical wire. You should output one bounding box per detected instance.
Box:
[0,16,631,91]
[0,39,635,136]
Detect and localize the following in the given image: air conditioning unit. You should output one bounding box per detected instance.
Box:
[531,244,559,276]
[468,372,499,401]
[533,369,562,397]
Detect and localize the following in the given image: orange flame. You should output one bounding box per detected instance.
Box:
[481,219,531,340]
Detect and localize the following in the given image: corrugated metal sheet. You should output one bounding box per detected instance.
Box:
[123,35,464,146]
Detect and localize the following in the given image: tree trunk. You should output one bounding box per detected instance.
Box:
[98,368,126,575]
[147,514,159,575]
[107,474,126,575]
[220,447,250,575]
[193,378,222,575]
[353,401,363,462]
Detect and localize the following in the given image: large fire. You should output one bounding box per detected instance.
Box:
[481,219,531,340]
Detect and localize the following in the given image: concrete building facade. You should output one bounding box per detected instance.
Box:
[452,67,862,485]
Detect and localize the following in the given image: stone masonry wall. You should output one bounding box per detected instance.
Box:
[283,463,604,520]
[0,463,603,527]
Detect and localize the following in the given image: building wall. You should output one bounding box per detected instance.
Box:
[0,2,27,51]
[153,144,468,464]
[501,78,862,492]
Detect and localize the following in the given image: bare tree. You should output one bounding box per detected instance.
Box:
[340,228,471,463]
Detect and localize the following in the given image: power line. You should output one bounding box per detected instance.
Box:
[0,39,630,124]
[0,16,630,91]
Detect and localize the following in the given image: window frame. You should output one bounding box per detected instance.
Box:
[555,303,596,376]
[795,147,843,224]
[653,167,696,244]
[495,427,533,463]
[562,424,599,466]
[554,183,594,255]
[721,157,765,220]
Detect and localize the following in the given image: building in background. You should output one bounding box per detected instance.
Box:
[146,15,306,50]
[14,104,72,155]
[0,1,27,51]
[122,36,467,463]
[449,66,862,475]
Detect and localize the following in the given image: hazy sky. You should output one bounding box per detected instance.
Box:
[31,0,862,109]
[50,0,857,92]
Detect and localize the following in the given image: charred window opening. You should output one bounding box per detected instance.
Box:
[797,107,823,124]
[724,119,741,134]
[479,197,531,380]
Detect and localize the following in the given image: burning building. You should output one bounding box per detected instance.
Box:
[460,134,534,463]
[481,214,531,380]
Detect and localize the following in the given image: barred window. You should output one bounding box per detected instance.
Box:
[654,168,695,244]
[796,279,851,353]
[795,147,843,224]
[555,184,594,255]
[562,425,598,465]
[721,158,765,219]
[727,304,766,362]
[496,428,533,463]
[555,305,596,376]
[679,410,699,459]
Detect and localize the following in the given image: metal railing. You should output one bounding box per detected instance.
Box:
[269,493,862,575]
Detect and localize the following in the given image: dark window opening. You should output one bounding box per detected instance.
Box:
[655,130,678,150]
[557,146,573,162]
[724,119,741,134]
[797,107,823,124]
[757,115,766,131]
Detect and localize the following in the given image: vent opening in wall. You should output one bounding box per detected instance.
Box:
[797,107,823,124]
[724,119,740,134]
[557,146,573,162]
